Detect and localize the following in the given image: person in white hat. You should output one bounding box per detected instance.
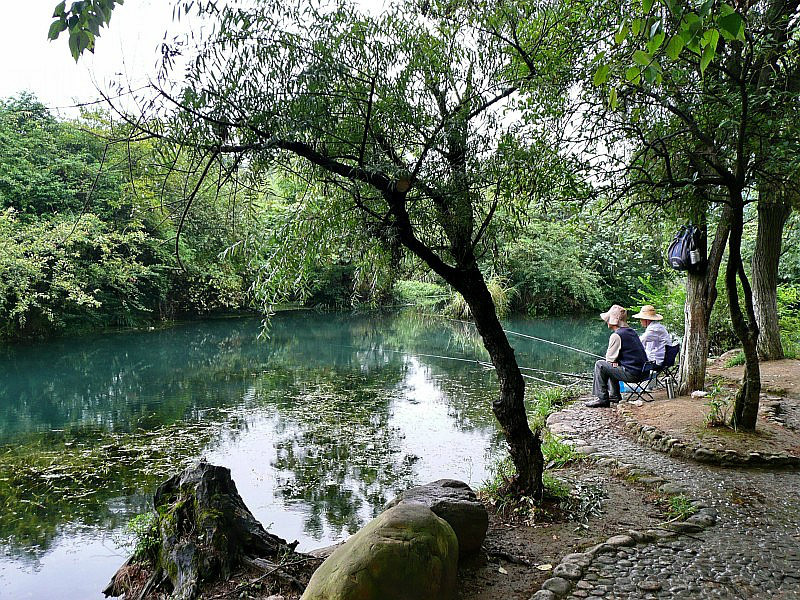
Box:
[633,305,670,365]
[586,304,649,408]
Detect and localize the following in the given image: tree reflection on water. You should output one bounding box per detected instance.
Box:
[0,311,605,563]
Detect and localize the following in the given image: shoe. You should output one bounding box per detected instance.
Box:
[585,398,611,408]
[609,396,622,404]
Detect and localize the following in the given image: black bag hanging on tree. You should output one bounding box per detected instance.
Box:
[667,224,703,271]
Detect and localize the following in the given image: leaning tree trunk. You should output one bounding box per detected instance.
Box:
[752,191,791,360]
[727,198,762,430]
[384,102,543,501]
[678,207,731,395]
[457,266,544,500]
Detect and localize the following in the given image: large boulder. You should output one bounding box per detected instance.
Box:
[384,479,488,557]
[300,503,458,600]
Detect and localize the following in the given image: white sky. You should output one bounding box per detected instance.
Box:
[1,1,187,115]
[2,0,387,116]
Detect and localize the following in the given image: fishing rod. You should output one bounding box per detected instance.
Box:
[521,373,570,388]
[345,345,569,388]
[422,314,605,360]
[518,366,594,381]
[502,329,605,359]
[478,361,591,381]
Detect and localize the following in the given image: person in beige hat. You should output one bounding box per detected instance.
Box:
[632,305,671,365]
[586,305,649,408]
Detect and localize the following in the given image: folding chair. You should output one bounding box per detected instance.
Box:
[621,366,657,403]
[654,344,680,391]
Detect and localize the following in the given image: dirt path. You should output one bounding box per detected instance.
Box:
[458,463,665,599]
[709,356,800,398]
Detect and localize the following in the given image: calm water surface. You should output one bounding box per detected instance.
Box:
[0,311,608,599]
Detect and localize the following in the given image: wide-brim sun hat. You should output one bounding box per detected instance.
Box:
[632,305,664,321]
[600,304,628,326]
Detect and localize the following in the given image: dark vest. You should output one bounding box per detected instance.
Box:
[615,327,648,374]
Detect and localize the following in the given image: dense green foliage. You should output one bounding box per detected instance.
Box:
[3,94,793,340]
[0,95,256,339]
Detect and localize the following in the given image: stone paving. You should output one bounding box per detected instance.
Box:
[546,404,800,600]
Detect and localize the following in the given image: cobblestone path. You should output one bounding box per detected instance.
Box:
[548,405,800,600]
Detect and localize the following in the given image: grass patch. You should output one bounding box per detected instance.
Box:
[528,385,576,431]
[724,351,746,368]
[123,512,160,561]
[445,276,516,319]
[478,457,526,518]
[542,433,582,468]
[479,450,594,526]
[392,280,448,307]
[704,380,733,428]
[666,494,696,521]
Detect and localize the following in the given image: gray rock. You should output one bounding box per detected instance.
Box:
[553,561,583,579]
[384,479,487,557]
[637,579,662,591]
[528,591,557,600]
[670,521,704,534]
[686,513,716,527]
[605,534,635,547]
[301,503,458,600]
[639,476,667,484]
[658,482,686,494]
[561,552,593,567]
[541,576,572,595]
[645,528,676,540]
[585,543,610,555]
[627,529,654,543]
[693,448,717,462]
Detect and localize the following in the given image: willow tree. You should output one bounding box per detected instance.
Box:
[104,0,585,498]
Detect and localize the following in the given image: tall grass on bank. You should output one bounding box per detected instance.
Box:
[445,276,516,320]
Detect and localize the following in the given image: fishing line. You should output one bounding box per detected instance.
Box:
[519,366,594,381]
[421,313,605,360]
[502,329,605,359]
[339,344,569,387]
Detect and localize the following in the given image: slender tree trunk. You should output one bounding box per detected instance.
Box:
[458,266,543,500]
[752,191,791,360]
[678,207,731,394]
[680,272,713,393]
[389,194,542,499]
[750,0,798,359]
[727,196,761,430]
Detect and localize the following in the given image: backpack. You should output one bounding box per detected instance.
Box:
[667,225,702,271]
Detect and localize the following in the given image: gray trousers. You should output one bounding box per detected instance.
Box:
[593,360,646,401]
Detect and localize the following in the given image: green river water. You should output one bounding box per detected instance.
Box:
[0,311,608,599]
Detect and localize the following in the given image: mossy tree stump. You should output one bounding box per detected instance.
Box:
[104,461,314,600]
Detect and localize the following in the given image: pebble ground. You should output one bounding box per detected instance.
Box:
[548,404,800,600]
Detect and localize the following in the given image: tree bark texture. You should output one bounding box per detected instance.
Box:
[457,266,543,500]
[752,191,791,360]
[677,208,731,395]
[679,270,713,394]
[727,200,762,430]
[104,462,311,600]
